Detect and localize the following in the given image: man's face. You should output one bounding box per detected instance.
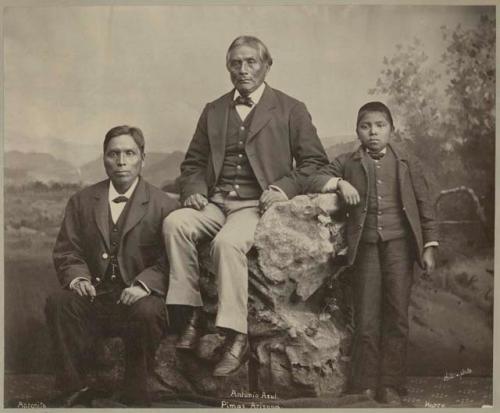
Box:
[103,134,144,193]
[356,111,393,153]
[227,45,270,96]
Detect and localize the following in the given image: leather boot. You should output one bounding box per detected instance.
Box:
[213,333,249,376]
[176,307,202,350]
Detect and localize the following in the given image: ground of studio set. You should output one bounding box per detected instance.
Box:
[4,374,492,408]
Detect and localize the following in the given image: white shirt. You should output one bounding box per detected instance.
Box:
[233,82,266,121]
[108,177,139,224]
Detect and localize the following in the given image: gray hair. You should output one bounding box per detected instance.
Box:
[226,36,273,67]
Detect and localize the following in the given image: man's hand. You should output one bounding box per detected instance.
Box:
[422,247,436,277]
[183,193,208,210]
[259,189,287,214]
[338,180,360,206]
[71,279,96,301]
[117,286,148,306]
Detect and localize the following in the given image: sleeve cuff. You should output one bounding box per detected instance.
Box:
[135,280,152,295]
[321,177,341,193]
[424,241,439,248]
[69,277,90,290]
[268,185,289,199]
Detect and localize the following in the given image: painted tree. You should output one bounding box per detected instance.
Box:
[369,13,495,239]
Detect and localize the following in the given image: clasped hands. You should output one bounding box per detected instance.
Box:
[183,190,287,214]
[71,279,148,305]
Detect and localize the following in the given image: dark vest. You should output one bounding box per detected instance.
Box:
[361,148,409,243]
[217,106,262,199]
[104,197,133,285]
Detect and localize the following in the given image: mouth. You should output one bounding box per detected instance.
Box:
[114,171,130,176]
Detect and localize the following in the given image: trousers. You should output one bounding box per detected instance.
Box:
[45,288,168,403]
[163,192,260,333]
[349,237,414,391]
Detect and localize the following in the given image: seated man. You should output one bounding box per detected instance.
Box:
[45,125,178,407]
[163,35,328,377]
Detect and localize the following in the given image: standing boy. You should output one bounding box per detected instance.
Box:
[305,102,438,405]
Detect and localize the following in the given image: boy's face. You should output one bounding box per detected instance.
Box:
[356,111,393,153]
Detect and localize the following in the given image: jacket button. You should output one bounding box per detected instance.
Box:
[95,277,101,283]
[110,274,117,281]
[102,253,109,259]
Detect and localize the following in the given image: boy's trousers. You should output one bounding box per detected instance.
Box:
[349,236,415,391]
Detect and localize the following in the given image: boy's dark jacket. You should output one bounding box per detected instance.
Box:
[304,143,438,268]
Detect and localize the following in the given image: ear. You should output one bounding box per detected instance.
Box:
[141,152,146,166]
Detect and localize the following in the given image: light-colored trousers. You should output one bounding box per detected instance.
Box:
[163,192,260,333]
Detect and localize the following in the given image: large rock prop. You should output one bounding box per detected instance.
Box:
[179,194,351,399]
[93,194,351,401]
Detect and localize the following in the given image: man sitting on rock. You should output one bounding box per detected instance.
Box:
[163,35,328,377]
[46,125,178,407]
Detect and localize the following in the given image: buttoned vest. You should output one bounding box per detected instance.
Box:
[105,198,133,284]
[217,106,261,199]
[361,148,409,243]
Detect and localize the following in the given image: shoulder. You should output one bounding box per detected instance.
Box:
[67,180,108,204]
[142,179,180,209]
[268,86,302,105]
[206,90,234,107]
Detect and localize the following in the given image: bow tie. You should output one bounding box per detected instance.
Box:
[233,95,254,107]
[112,196,129,204]
[368,151,385,160]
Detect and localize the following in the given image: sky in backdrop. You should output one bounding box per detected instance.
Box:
[4,3,491,165]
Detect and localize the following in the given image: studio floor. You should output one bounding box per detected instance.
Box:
[4,374,493,408]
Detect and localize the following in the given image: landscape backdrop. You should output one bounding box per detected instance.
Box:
[3,2,495,406]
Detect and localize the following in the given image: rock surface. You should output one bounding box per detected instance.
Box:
[95,194,351,400]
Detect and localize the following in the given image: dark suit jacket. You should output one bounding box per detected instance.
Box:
[178,84,328,203]
[53,177,179,295]
[304,143,439,268]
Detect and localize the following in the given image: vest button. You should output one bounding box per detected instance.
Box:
[102,253,109,259]
[112,241,118,246]
[95,277,101,283]
[240,126,245,130]
[234,184,240,189]
[238,154,243,158]
[358,224,362,229]
[113,228,118,232]
[378,226,383,230]
[236,165,242,170]
[110,274,117,281]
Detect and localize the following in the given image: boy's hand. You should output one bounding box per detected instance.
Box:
[338,180,360,205]
[422,247,436,276]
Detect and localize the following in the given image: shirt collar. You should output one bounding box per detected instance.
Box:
[365,146,387,155]
[233,82,266,105]
[108,177,139,203]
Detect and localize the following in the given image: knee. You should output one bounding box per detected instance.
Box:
[128,296,166,327]
[210,234,247,258]
[45,290,84,319]
[162,209,196,239]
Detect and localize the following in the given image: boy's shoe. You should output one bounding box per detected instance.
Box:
[378,386,402,405]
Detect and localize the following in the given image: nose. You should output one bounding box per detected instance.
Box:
[116,153,126,165]
[369,126,377,135]
[239,61,249,74]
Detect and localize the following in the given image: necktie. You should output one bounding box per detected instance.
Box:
[368,151,385,160]
[234,95,254,107]
[112,195,128,203]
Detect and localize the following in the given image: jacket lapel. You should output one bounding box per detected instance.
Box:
[352,145,369,181]
[207,92,232,178]
[247,85,276,144]
[389,143,409,189]
[121,177,149,241]
[93,181,111,250]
